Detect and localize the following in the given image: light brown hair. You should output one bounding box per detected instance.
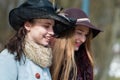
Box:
[51,27,94,80]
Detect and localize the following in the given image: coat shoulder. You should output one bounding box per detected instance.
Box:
[0,49,18,80]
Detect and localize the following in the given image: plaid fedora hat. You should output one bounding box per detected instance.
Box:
[63,8,102,38]
[9,0,72,31]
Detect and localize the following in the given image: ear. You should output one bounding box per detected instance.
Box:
[24,21,32,31]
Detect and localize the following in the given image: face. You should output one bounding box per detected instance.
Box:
[74,25,89,51]
[25,19,55,47]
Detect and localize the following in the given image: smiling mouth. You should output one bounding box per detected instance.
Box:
[75,43,81,47]
[46,37,52,42]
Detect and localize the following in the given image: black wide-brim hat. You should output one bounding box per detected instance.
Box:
[64,8,102,38]
[9,0,73,31]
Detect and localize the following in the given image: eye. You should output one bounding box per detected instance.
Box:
[43,25,50,29]
[75,30,82,35]
[45,26,49,28]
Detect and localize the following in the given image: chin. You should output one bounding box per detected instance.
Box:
[75,47,79,51]
[43,43,49,47]
[38,42,48,47]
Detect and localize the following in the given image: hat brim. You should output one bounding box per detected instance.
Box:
[76,21,102,38]
[9,7,72,31]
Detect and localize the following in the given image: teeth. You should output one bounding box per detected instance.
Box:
[76,41,80,43]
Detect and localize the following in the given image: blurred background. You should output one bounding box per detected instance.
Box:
[0,0,120,80]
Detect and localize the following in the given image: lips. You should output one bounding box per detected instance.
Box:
[75,42,81,48]
[43,35,51,40]
[43,34,54,45]
[45,38,50,43]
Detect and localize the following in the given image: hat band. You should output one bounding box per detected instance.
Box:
[58,13,70,21]
[77,18,90,22]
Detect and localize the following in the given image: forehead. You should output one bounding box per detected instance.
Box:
[33,19,55,25]
[75,25,89,32]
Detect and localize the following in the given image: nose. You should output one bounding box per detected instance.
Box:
[48,27,54,36]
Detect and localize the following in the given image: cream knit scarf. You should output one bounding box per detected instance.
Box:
[23,38,52,68]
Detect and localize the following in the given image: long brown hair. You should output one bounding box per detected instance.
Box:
[51,28,94,80]
[5,19,35,61]
[5,27,27,61]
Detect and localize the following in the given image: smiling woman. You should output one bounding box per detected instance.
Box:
[0,0,72,80]
[51,8,102,80]
[74,26,89,51]
[25,19,55,47]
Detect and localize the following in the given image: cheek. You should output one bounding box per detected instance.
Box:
[38,28,47,35]
[34,26,47,35]
[28,27,47,40]
[75,34,79,41]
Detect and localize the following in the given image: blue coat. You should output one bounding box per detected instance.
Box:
[0,49,52,80]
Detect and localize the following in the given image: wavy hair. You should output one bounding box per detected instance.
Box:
[5,19,35,61]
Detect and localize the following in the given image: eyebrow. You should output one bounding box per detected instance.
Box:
[40,21,53,26]
[76,29,89,34]
[46,22,52,25]
[45,20,54,25]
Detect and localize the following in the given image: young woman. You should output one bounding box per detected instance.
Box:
[51,8,102,80]
[0,0,72,80]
